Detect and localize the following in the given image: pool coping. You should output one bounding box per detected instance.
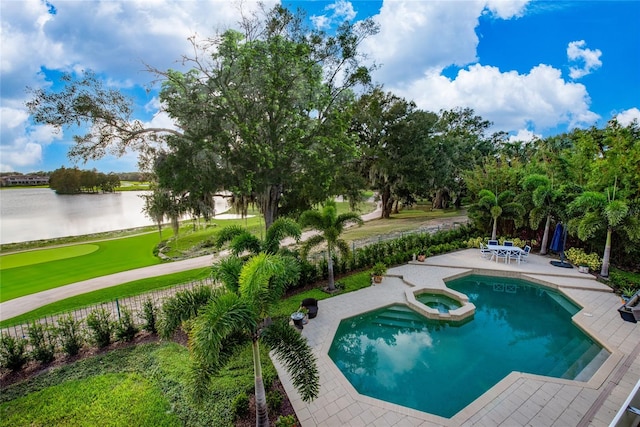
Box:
[272,249,640,426]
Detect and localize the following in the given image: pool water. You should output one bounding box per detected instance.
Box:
[416,293,462,313]
[328,275,607,418]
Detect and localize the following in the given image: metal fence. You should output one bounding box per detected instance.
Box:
[1,277,217,340]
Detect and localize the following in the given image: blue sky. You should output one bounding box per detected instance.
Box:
[1,0,638,173]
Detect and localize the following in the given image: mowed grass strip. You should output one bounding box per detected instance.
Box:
[0,245,99,269]
[0,233,163,303]
[0,268,212,328]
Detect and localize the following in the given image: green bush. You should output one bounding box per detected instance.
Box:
[0,333,29,372]
[86,308,114,348]
[565,247,602,271]
[141,298,158,334]
[267,389,284,412]
[275,414,297,427]
[115,307,139,342]
[27,321,56,364]
[56,314,84,356]
[231,392,250,419]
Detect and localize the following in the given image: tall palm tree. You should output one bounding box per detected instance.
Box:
[190,253,318,426]
[568,182,640,277]
[476,189,525,240]
[521,174,560,255]
[299,200,363,292]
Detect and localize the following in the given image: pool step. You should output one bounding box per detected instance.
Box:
[544,291,580,315]
[373,306,425,331]
[562,343,605,380]
[546,339,600,379]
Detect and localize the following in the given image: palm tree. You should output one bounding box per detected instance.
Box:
[476,189,525,240]
[299,200,363,292]
[521,174,560,255]
[215,217,301,256]
[189,253,318,426]
[568,181,640,277]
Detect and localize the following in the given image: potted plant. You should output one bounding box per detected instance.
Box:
[578,264,589,274]
[371,262,387,283]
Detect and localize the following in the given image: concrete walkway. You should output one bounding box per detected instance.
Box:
[274,250,640,426]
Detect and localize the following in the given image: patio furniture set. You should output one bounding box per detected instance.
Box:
[480,240,531,264]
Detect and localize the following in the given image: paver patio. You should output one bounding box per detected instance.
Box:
[272,249,640,426]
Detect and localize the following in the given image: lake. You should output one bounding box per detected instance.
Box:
[0,188,230,245]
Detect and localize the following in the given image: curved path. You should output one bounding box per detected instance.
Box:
[0,204,386,321]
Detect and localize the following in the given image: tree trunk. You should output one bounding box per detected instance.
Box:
[392,200,399,214]
[491,217,498,241]
[539,214,551,255]
[432,188,449,209]
[327,248,336,291]
[252,339,270,427]
[380,186,393,219]
[261,184,282,232]
[600,227,612,277]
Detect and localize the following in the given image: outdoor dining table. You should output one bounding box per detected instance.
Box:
[487,245,524,264]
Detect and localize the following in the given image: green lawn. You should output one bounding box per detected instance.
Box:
[0,341,272,427]
[0,233,163,302]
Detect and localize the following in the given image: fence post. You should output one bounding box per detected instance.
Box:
[115,298,121,320]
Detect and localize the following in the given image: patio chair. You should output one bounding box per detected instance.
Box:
[503,241,514,247]
[488,240,498,246]
[301,298,319,319]
[520,245,531,262]
[494,248,509,264]
[480,243,492,259]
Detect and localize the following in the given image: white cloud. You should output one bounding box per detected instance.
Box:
[327,0,357,21]
[393,63,599,133]
[508,129,540,143]
[615,107,640,126]
[311,0,356,30]
[485,0,529,19]
[567,40,602,79]
[363,1,486,85]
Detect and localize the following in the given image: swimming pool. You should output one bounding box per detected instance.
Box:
[328,274,608,418]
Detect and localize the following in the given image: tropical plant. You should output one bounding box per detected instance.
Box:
[568,180,640,277]
[474,189,526,240]
[189,253,319,426]
[215,218,301,256]
[371,262,387,277]
[299,200,364,291]
[158,285,215,339]
[521,174,560,255]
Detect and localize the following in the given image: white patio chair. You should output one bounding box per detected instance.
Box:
[494,248,509,264]
[520,245,531,262]
[503,241,514,247]
[480,243,492,259]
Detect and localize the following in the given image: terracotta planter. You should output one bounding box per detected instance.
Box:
[417,255,426,262]
[373,275,383,283]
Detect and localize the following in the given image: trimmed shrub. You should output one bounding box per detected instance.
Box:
[0,333,29,372]
[141,298,158,334]
[565,247,602,271]
[267,389,284,412]
[56,314,84,356]
[27,321,56,364]
[115,306,138,342]
[86,308,114,348]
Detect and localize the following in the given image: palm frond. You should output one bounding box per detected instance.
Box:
[334,239,351,257]
[239,253,286,316]
[159,285,216,338]
[214,225,247,249]
[211,255,244,293]
[264,218,302,254]
[261,320,319,402]
[189,292,254,373]
[300,234,326,259]
[231,232,262,255]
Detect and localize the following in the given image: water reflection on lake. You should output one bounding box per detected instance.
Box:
[0,188,156,244]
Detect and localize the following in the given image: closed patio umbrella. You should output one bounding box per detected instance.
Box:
[550,223,563,253]
[550,223,572,268]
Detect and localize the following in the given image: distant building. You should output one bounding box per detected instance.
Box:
[0,175,50,187]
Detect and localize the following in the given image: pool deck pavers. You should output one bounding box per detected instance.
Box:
[272,249,640,426]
